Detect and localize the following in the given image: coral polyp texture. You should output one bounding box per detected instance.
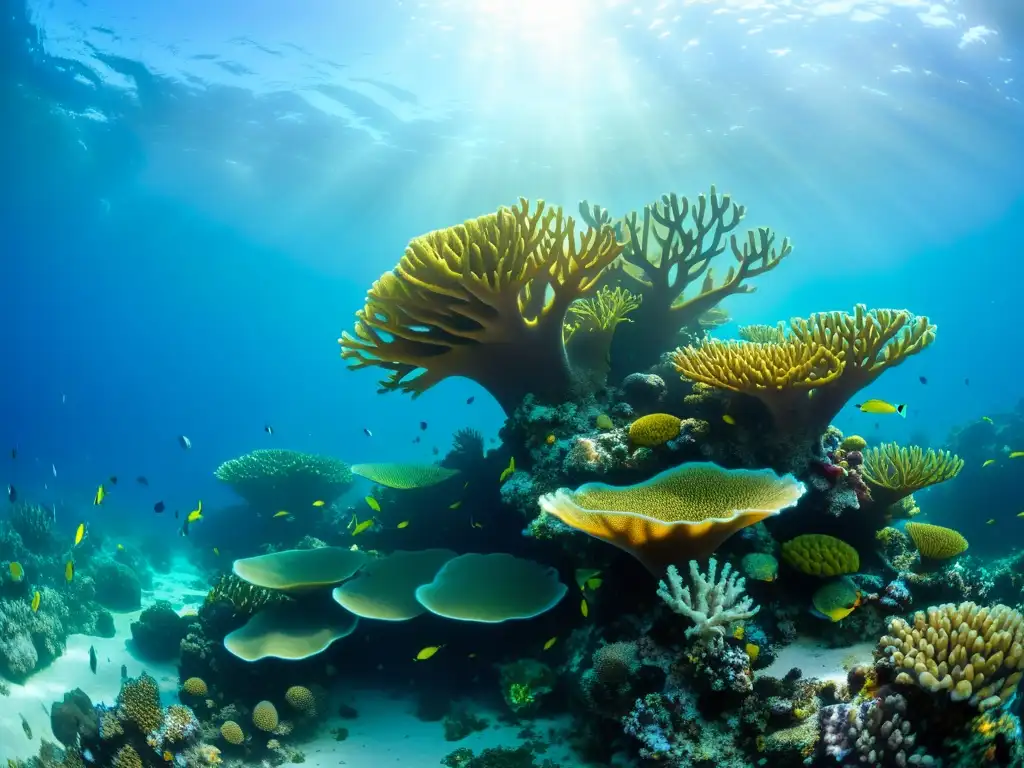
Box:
[861,442,965,508]
[903,521,969,560]
[213,448,353,510]
[673,305,935,439]
[657,558,759,640]
[628,413,684,447]
[781,533,860,577]
[877,602,1024,711]
[538,462,805,573]
[338,198,624,413]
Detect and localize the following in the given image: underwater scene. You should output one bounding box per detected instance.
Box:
[2,0,1024,766]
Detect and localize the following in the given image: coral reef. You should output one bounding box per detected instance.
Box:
[214,448,353,511]
[129,600,187,661]
[657,558,759,641]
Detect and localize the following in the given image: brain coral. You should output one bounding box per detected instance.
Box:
[538,462,805,574]
[181,677,208,697]
[116,672,163,734]
[878,601,1024,711]
[252,700,279,732]
[781,534,859,577]
[220,720,244,745]
[285,685,316,714]
[904,522,968,560]
[628,414,683,447]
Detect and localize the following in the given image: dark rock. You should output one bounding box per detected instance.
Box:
[129,600,186,660]
[50,688,97,747]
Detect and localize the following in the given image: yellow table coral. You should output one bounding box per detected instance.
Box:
[538,462,805,574]
[672,305,936,439]
[339,199,623,413]
[861,443,964,508]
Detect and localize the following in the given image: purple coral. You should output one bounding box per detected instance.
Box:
[820,695,936,767]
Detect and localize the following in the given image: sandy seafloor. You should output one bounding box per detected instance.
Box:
[0,558,580,766]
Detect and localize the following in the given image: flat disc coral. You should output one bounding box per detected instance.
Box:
[414,553,567,623]
[232,547,369,592]
[351,463,460,490]
[538,462,806,574]
[332,549,457,621]
[223,601,359,662]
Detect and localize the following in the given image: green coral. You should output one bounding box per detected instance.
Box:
[498,659,554,715]
[214,448,353,510]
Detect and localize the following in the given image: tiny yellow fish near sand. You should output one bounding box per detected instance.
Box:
[74,523,86,546]
[312,500,326,507]
[982,459,996,468]
[352,518,374,536]
[9,562,24,581]
[414,645,443,661]
[365,496,380,513]
[397,521,410,529]
[31,591,41,612]
[93,484,105,505]
[273,511,291,518]
[65,560,74,583]
[855,399,906,418]
[580,598,589,618]
[499,457,515,483]
[543,636,558,651]
[722,414,736,425]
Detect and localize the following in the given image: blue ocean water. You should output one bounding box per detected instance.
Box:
[2,1,1023,766]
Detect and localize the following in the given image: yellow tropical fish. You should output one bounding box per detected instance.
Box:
[855,399,906,417]
[9,562,23,581]
[188,508,203,524]
[1009,451,1024,459]
[543,636,558,651]
[31,591,41,612]
[365,496,381,512]
[213,547,220,556]
[575,568,601,590]
[982,459,996,467]
[986,518,996,525]
[65,560,74,583]
[312,500,326,507]
[414,645,443,661]
[163,751,173,762]
[732,625,745,640]
[397,521,410,529]
[449,500,462,510]
[722,414,736,425]
[982,416,993,424]
[352,519,374,536]
[580,598,589,618]
[585,577,603,591]
[93,484,105,505]
[74,523,86,546]
[499,457,515,483]
[273,510,291,518]
[745,643,760,661]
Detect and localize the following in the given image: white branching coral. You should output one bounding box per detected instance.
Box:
[657,558,759,640]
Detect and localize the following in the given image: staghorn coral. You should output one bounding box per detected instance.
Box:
[737,322,786,344]
[608,187,793,377]
[877,601,1024,711]
[781,533,860,577]
[674,305,935,440]
[538,462,805,574]
[339,198,624,413]
[904,521,969,560]
[657,558,759,641]
[627,413,683,447]
[861,443,964,508]
[214,448,353,510]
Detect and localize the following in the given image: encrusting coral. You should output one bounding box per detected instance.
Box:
[673,305,936,441]
[657,558,759,640]
[860,442,965,509]
[339,198,624,413]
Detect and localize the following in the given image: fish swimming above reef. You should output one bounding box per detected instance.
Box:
[89,645,97,674]
[178,435,192,450]
[20,713,32,739]
[7,484,16,502]
[855,399,906,417]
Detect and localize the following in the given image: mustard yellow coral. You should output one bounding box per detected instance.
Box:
[538,462,805,573]
[252,700,279,732]
[181,677,208,697]
[879,601,1024,711]
[904,522,968,560]
[285,685,316,714]
[338,198,624,413]
[781,534,859,577]
[220,720,244,745]
[840,435,867,452]
[628,414,683,447]
[673,305,936,438]
[116,672,163,734]
[112,745,143,768]
[564,286,641,385]
[861,443,964,508]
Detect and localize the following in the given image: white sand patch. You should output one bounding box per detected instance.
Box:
[756,636,875,686]
[298,689,578,767]
[0,557,207,762]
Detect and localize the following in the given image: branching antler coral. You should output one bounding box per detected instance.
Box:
[339,199,623,413]
[657,558,759,641]
[861,443,964,509]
